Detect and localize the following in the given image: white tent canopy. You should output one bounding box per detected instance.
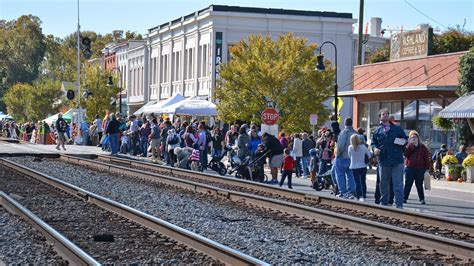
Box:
[133,100,157,116]
[161,96,217,116]
[143,93,186,115]
[392,101,443,121]
[0,112,13,120]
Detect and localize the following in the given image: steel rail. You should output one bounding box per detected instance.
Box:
[0,191,100,266]
[60,155,474,262]
[95,154,473,235]
[0,158,268,266]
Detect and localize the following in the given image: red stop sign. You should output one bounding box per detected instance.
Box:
[261,108,279,125]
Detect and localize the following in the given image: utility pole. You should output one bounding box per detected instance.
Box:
[76,0,81,108]
[357,0,364,65]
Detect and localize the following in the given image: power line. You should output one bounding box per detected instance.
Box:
[404,0,449,29]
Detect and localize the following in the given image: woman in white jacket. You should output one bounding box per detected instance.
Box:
[292,133,303,177]
[166,129,181,167]
[348,134,372,201]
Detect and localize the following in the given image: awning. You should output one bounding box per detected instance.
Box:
[439,93,474,118]
[133,100,157,116]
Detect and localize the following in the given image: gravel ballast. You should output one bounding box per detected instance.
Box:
[6,156,427,264]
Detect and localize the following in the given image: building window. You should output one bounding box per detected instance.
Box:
[199,44,208,78]
[172,51,181,81]
[185,48,194,80]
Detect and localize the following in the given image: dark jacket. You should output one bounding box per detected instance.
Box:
[405,143,431,169]
[371,123,407,166]
[106,119,120,134]
[302,139,314,157]
[264,134,284,157]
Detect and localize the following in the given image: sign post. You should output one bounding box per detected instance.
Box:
[310,114,318,137]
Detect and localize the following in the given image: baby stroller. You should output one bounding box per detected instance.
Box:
[228,150,269,183]
[313,163,338,195]
[208,145,232,176]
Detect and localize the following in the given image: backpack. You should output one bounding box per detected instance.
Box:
[168,135,179,145]
[205,130,212,144]
[151,126,161,139]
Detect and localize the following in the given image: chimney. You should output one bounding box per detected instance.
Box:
[370,17,382,37]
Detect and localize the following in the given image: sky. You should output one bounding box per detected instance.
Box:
[1,0,473,38]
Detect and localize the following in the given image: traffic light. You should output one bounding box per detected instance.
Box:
[66,90,75,100]
[81,36,92,59]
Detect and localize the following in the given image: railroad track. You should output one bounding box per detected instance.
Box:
[1,192,98,265]
[54,154,474,263]
[93,154,473,237]
[0,158,267,265]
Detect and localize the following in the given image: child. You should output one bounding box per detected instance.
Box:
[253,144,267,182]
[309,148,320,185]
[120,131,129,154]
[279,148,295,189]
[189,148,201,171]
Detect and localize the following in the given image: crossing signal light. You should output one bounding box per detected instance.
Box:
[107,76,114,86]
[66,90,75,100]
[81,36,92,59]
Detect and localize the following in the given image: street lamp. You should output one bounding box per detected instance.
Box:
[107,67,122,115]
[316,41,338,120]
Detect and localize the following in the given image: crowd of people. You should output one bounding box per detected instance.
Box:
[2,107,470,210]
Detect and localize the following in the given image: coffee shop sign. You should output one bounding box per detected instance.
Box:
[390,28,433,61]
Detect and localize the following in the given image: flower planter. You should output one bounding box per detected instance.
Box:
[466,166,474,183]
[445,165,460,181]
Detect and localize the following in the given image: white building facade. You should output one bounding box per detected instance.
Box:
[124,5,387,118]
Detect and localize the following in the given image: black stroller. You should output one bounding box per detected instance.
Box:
[313,164,338,195]
[208,145,233,176]
[228,150,269,183]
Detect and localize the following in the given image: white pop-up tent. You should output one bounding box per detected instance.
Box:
[142,93,186,115]
[0,112,13,120]
[161,96,217,116]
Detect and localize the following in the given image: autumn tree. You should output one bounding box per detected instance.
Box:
[216,34,334,132]
[457,47,474,96]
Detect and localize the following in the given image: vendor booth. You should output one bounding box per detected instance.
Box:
[142,93,186,115]
[160,96,217,116]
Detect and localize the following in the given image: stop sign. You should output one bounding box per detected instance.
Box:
[261,108,279,125]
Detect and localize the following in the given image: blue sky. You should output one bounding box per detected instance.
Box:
[1,0,473,38]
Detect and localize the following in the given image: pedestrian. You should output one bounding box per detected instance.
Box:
[55,113,68,150]
[197,124,208,170]
[455,145,468,166]
[335,118,357,199]
[128,115,140,155]
[161,120,174,164]
[301,133,314,178]
[148,119,161,163]
[404,130,431,205]
[237,126,250,161]
[211,127,224,158]
[279,148,295,189]
[139,121,151,157]
[94,114,103,147]
[292,133,303,177]
[279,132,289,150]
[120,131,129,154]
[348,134,372,201]
[248,130,261,157]
[105,113,121,156]
[262,132,284,184]
[317,130,335,177]
[330,114,341,138]
[166,128,181,167]
[80,119,89,146]
[371,108,408,209]
[309,148,320,185]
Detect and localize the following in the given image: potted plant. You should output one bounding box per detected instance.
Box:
[462,154,474,183]
[442,155,458,181]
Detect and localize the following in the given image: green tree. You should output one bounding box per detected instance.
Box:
[3,83,34,122]
[457,47,474,96]
[366,42,390,63]
[216,34,334,132]
[0,15,46,111]
[81,65,119,122]
[3,79,62,123]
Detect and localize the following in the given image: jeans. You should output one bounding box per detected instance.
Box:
[404,167,425,201]
[131,132,139,155]
[140,138,148,157]
[199,149,208,170]
[352,167,367,199]
[212,148,222,158]
[109,133,119,155]
[335,157,355,196]
[295,157,302,176]
[279,170,293,188]
[375,166,394,204]
[302,156,310,176]
[379,164,404,208]
[82,134,89,146]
